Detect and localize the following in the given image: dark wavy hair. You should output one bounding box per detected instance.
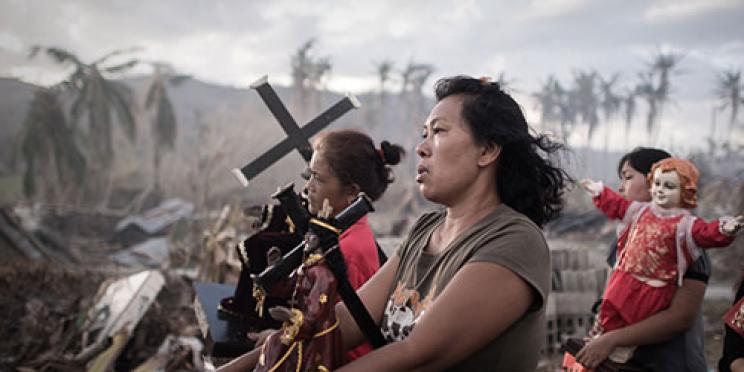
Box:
[616,147,671,177]
[434,75,571,227]
[312,129,405,201]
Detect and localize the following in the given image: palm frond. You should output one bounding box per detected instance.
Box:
[87,80,115,165]
[28,46,41,60]
[91,46,142,66]
[105,81,137,142]
[22,157,37,198]
[70,80,91,124]
[103,59,139,73]
[19,89,87,197]
[44,47,83,66]
[168,74,191,86]
[155,90,177,149]
[145,79,161,109]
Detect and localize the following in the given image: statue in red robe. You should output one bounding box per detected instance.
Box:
[254,233,345,372]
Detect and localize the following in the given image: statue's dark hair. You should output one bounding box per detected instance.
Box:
[434,75,571,227]
[313,129,405,201]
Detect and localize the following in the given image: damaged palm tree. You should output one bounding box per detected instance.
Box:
[715,68,743,139]
[16,89,86,203]
[144,63,189,202]
[291,39,332,117]
[27,46,140,206]
[636,50,683,144]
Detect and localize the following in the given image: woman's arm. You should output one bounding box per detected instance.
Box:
[733,358,744,372]
[335,254,400,351]
[337,261,534,371]
[577,278,705,368]
[216,348,261,372]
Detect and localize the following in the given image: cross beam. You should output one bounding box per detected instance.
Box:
[231,75,360,187]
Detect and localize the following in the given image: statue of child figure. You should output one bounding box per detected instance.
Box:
[254,200,344,372]
[579,157,743,364]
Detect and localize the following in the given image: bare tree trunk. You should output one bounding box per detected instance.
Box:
[97,172,115,213]
[154,144,161,198]
[710,105,718,154]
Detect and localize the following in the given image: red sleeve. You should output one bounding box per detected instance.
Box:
[344,260,368,290]
[692,219,735,248]
[338,217,380,290]
[593,187,632,220]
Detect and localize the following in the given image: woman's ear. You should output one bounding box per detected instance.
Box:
[477,143,501,167]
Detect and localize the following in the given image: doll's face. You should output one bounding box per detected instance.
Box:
[650,169,682,209]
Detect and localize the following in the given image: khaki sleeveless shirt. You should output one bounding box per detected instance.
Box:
[380,204,551,371]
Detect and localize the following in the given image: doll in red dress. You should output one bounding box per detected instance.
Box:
[579,157,743,362]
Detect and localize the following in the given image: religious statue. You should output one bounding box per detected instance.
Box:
[579,157,743,362]
[254,200,345,372]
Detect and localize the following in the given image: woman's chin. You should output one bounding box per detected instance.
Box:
[418,186,437,203]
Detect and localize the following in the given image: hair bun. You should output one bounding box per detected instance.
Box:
[380,140,404,165]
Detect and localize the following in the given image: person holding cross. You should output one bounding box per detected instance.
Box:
[246,129,406,361]
[301,129,405,293]
[219,75,569,371]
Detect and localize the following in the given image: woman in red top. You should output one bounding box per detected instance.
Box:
[249,129,405,361]
[303,130,404,290]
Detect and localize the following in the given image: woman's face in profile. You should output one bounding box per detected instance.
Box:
[304,151,355,216]
[415,95,483,205]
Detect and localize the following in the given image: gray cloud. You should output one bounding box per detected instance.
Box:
[1,0,742,149]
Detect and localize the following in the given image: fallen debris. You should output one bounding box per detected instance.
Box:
[114,198,194,246]
[77,270,165,363]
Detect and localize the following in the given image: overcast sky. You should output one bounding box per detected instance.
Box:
[1,0,743,151]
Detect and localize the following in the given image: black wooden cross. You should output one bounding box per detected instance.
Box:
[232,75,360,187]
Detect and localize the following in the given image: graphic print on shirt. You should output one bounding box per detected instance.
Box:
[380,281,436,342]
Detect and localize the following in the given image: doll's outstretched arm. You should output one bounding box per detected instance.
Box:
[579,179,604,197]
[720,215,744,236]
[691,216,741,248]
[580,179,633,220]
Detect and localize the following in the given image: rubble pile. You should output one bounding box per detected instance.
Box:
[0,262,202,371]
